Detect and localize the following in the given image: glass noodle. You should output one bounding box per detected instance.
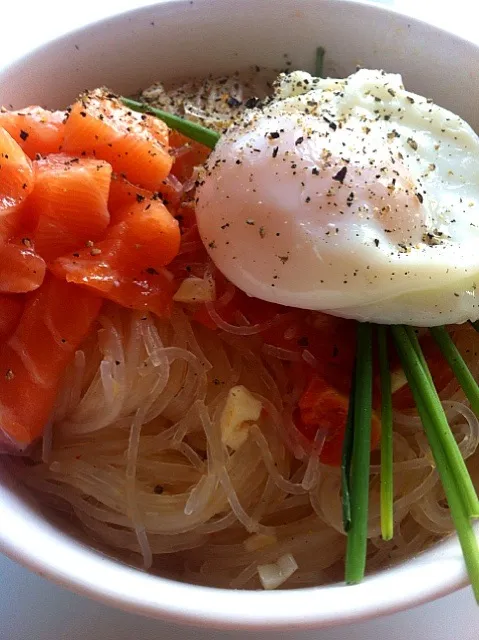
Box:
[15,304,479,589]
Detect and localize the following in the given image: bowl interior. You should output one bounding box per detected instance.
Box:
[0,0,478,629]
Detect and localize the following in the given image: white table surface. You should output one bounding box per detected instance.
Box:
[1,1,479,638]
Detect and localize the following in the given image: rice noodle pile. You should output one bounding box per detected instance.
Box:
[11,74,479,590]
[15,304,479,589]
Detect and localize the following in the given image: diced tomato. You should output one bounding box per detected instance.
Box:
[295,374,381,466]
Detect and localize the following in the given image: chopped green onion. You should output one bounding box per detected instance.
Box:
[345,323,373,584]
[391,326,479,518]
[378,326,394,541]
[394,339,479,602]
[120,97,220,149]
[404,326,434,386]
[315,47,325,77]
[430,326,479,416]
[341,368,355,533]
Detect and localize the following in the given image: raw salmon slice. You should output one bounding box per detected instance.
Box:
[0,127,34,239]
[108,173,181,222]
[52,197,179,318]
[0,294,24,340]
[30,153,112,262]
[108,175,152,224]
[0,239,46,293]
[52,238,175,318]
[169,130,210,183]
[0,274,101,445]
[0,106,65,159]
[53,194,180,286]
[110,198,180,266]
[62,89,173,191]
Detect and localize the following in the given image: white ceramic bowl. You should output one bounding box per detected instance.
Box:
[0,0,478,630]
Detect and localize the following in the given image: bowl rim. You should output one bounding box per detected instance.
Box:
[0,474,471,630]
[0,0,477,629]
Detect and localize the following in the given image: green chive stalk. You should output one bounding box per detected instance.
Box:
[341,372,356,533]
[391,326,479,518]
[345,323,373,584]
[378,326,394,541]
[430,325,479,416]
[394,342,479,602]
[120,97,220,149]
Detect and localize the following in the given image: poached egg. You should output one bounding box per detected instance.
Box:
[195,69,479,326]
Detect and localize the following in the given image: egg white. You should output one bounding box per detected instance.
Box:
[195,69,479,326]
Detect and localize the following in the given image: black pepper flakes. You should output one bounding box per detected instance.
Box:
[332,166,347,184]
[19,129,29,141]
[323,116,337,131]
[226,96,242,108]
[407,137,418,151]
[387,130,400,141]
[244,97,260,109]
[272,146,279,158]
